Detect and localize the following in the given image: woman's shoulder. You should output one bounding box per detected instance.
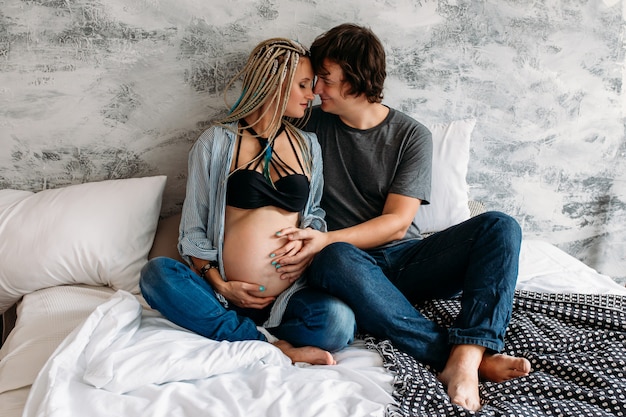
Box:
[292,125,320,150]
[200,121,237,137]
[297,127,318,141]
[196,121,237,146]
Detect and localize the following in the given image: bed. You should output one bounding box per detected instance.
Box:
[1,120,625,417]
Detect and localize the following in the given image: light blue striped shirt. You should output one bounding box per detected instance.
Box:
[178,121,326,328]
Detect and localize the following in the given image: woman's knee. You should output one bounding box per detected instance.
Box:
[139,257,184,307]
[284,289,356,351]
[318,298,356,351]
[140,257,171,289]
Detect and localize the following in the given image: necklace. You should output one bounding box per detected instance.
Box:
[240,120,285,183]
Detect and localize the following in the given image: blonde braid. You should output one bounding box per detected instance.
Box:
[216,38,313,177]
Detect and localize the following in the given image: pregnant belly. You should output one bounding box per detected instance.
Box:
[223,207,299,297]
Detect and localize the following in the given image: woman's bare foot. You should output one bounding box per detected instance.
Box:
[273,340,336,365]
[478,353,531,382]
[437,345,484,411]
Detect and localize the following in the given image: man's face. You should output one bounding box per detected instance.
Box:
[313,59,354,115]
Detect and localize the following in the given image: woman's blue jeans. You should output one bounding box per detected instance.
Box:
[139,257,356,352]
[305,211,522,371]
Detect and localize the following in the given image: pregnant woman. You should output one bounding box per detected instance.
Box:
[139,38,355,365]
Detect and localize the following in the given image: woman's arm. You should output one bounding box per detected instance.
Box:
[178,130,220,265]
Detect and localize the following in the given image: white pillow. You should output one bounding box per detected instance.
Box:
[414,119,475,233]
[0,176,166,314]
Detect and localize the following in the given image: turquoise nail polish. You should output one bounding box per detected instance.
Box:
[259,286,266,292]
[271,260,277,265]
[275,231,281,236]
[270,253,276,258]
[275,264,281,269]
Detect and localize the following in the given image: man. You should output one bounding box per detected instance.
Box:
[274,23,531,411]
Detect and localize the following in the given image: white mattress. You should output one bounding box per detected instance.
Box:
[0,285,118,417]
[1,239,624,417]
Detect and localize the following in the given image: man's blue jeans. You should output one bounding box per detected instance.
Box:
[139,257,356,352]
[305,211,522,370]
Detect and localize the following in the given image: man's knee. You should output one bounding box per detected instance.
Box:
[315,242,359,263]
[309,242,368,286]
[481,211,522,244]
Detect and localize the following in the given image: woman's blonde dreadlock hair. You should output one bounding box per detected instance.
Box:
[216,38,313,181]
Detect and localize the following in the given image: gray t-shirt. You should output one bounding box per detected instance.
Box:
[304,106,432,240]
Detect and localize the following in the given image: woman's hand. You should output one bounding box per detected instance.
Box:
[218,280,276,309]
[270,235,303,264]
[270,227,330,282]
[200,266,275,309]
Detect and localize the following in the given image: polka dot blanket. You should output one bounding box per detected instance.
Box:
[366,290,626,417]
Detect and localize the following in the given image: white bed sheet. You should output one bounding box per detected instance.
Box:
[2,239,624,417]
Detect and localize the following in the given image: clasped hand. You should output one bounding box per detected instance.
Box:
[270,227,329,282]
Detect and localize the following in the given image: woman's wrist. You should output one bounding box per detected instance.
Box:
[199,261,219,278]
[204,267,227,292]
[190,257,218,277]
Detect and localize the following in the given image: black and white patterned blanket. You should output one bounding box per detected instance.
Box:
[366,291,626,417]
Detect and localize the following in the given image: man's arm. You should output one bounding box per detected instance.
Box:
[274,193,421,281]
[325,193,421,249]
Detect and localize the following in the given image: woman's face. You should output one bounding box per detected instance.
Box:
[283,57,315,119]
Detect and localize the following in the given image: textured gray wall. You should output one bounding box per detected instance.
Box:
[1,0,624,282]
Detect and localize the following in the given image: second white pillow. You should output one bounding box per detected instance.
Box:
[414,119,475,234]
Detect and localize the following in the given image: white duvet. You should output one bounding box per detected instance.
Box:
[22,291,394,417]
[15,239,626,417]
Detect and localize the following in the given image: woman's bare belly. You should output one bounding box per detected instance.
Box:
[223,205,300,298]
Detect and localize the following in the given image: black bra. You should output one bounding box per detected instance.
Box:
[226,122,310,212]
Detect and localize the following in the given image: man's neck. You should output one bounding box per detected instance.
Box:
[339,101,389,130]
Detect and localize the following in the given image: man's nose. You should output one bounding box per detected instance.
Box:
[313,81,322,95]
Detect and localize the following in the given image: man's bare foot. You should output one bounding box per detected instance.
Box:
[437,346,532,411]
[438,367,481,411]
[437,345,484,411]
[273,340,336,365]
[478,353,531,382]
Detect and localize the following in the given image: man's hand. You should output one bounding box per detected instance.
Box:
[271,227,330,282]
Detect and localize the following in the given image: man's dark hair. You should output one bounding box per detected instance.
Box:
[310,23,386,103]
